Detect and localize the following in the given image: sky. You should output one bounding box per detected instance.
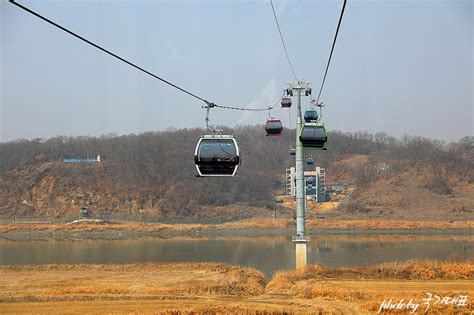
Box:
[1,0,472,143]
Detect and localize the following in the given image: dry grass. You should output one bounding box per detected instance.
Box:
[0,298,354,315]
[0,221,200,233]
[0,263,267,302]
[267,260,474,288]
[267,260,474,314]
[308,281,472,314]
[339,166,474,220]
[0,261,473,314]
[1,218,473,234]
[307,219,474,230]
[219,218,294,229]
[0,221,177,234]
[0,262,347,314]
[0,218,294,233]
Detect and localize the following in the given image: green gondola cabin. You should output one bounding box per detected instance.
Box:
[299,123,328,150]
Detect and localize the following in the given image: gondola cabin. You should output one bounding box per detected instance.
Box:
[194,135,240,177]
[306,157,314,165]
[304,110,319,123]
[299,123,328,150]
[265,119,283,136]
[281,97,292,108]
[289,148,296,156]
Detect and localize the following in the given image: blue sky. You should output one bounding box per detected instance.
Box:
[1,0,472,142]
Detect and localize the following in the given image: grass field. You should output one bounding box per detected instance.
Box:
[0,261,472,314]
[1,218,473,234]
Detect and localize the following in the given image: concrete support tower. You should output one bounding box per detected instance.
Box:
[288,81,311,269]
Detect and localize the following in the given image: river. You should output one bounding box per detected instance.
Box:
[0,236,472,276]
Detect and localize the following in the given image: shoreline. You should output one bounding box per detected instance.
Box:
[1,218,473,241]
[1,228,474,242]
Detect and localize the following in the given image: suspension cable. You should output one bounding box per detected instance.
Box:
[315,0,347,105]
[9,0,211,104]
[10,0,289,113]
[214,92,283,112]
[214,104,272,112]
[269,0,298,81]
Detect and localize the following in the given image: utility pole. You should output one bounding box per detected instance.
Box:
[287,80,311,269]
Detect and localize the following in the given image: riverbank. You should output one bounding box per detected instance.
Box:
[1,218,473,241]
[0,261,472,314]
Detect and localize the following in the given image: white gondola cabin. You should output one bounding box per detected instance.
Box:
[194,135,241,177]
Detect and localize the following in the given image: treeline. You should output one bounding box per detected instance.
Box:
[348,133,473,186]
[0,126,296,213]
[0,126,472,213]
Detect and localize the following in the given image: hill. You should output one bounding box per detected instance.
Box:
[0,126,472,221]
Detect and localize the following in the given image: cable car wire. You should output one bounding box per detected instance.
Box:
[10,0,289,113]
[9,0,212,105]
[214,104,272,112]
[315,0,347,105]
[269,0,298,81]
[214,94,283,112]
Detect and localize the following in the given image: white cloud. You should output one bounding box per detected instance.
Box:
[236,78,279,125]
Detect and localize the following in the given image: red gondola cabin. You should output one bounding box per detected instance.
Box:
[281,97,292,108]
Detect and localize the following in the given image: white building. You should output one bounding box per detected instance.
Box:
[286,166,326,202]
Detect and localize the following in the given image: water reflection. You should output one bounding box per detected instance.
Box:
[0,236,472,276]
